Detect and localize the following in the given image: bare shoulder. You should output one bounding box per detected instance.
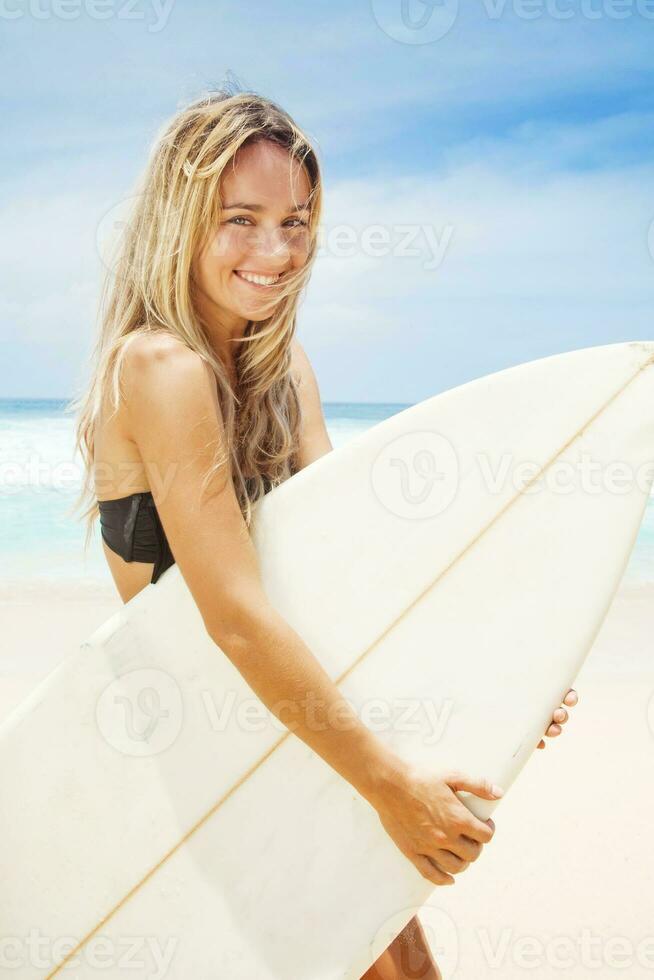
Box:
[104,329,274,642]
[290,336,323,396]
[120,331,220,429]
[290,336,313,379]
[289,337,333,466]
[122,331,208,382]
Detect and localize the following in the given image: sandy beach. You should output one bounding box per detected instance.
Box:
[1,578,652,978]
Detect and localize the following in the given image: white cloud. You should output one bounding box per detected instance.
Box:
[3,132,653,399]
[298,125,654,399]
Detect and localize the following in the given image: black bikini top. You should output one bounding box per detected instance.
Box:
[98,491,174,584]
[98,480,279,586]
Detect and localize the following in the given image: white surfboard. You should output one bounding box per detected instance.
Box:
[1,341,653,979]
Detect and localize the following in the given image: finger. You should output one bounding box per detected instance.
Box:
[552,708,568,724]
[536,739,545,749]
[413,853,455,886]
[467,816,495,837]
[545,723,562,737]
[563,689,578,706]
[429,849,468,874]
[453,806,498,844]
[454,836,484,861]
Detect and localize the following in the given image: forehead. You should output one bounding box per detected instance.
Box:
[221,140,311,209]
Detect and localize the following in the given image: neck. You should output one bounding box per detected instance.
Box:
[191,284,250,385]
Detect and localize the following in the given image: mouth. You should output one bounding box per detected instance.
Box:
[233,270,283,290]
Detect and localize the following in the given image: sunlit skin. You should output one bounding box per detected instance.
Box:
[190,139,579,980]
[190,139,312,375]
[190,143,449,979]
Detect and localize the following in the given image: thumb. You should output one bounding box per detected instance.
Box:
[445,770,505,800]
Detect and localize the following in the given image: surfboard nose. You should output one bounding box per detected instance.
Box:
[628,339,654,367]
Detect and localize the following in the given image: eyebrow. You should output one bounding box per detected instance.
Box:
[222,201,310,213]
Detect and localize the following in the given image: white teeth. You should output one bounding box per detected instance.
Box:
[235,270,280,286]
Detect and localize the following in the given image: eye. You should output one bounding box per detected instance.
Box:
[227,216,309,228]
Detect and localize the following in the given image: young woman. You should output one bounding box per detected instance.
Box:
[71,89,576,980]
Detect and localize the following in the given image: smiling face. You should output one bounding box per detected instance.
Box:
[191,139,312,344]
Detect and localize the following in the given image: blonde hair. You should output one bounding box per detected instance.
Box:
[66,85,323,556]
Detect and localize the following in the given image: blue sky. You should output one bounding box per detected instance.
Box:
[1,0,653,401]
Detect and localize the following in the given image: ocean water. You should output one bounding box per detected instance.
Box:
[1,398,653,586]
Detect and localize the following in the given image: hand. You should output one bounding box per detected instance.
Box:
[369,759,500,887]
[537,688,578,749]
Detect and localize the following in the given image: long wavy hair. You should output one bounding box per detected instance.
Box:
[66,86,323,556]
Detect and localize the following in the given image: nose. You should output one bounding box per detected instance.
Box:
[248,225,293,269]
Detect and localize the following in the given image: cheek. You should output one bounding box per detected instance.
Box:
[298,239,311,261]
[205,228,242,268]
[293,230,312,264]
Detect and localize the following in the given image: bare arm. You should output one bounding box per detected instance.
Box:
[121,333,395,806]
